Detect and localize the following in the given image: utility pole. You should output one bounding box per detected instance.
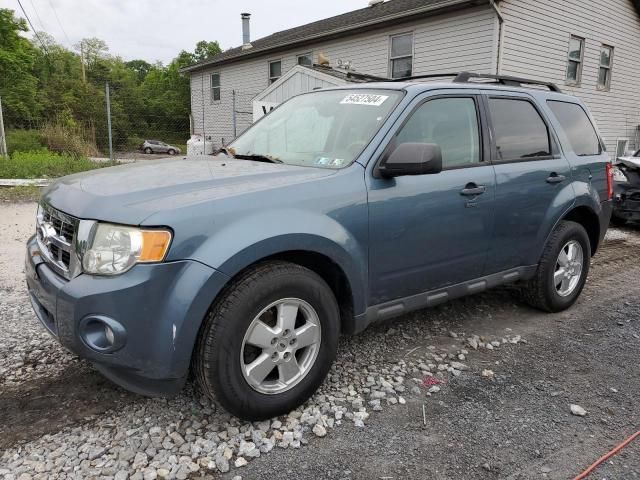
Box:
[105,82,113,162]
[0,96,7,159]
[80,41,87,85]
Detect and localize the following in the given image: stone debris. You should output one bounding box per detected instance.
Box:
[570,404,587,416]
[0,286,527,479]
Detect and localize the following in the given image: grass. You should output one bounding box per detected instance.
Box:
[0,151,116,179]
[0,186,42,203]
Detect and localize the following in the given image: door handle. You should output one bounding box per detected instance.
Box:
[460,184,486,196]
[546,173,566,184]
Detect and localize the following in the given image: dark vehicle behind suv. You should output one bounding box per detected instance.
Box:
[26,73,613,420]
[612,149,640,225]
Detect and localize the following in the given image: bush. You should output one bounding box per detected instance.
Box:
[6,130,45,154]
[41,122,100,158]
[126,135,145,151]
[0,151,112,179]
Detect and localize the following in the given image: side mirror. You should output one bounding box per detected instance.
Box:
[377,142,443,178]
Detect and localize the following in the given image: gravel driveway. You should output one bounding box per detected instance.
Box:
[1,202,638,480]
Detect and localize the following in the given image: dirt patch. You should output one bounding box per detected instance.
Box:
[0,363,138,450]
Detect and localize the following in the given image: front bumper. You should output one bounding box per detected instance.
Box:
[25,235,229,396]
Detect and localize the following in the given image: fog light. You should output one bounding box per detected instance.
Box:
[79,315,126,353]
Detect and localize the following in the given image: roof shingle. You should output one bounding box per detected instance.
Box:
[181,0,483,72]
[182,0,640,73]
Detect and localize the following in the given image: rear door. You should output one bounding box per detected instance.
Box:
[482,92,573,273]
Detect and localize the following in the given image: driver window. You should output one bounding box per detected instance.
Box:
[396,97,480,168]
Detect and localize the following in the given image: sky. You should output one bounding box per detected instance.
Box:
[3,0,369,64]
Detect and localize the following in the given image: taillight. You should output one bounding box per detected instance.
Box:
[606,162,614,200]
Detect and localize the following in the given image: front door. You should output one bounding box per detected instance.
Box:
[367,93,496,305]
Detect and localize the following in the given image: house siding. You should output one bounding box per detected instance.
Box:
[189,6,497,148]
[498,0,640,153]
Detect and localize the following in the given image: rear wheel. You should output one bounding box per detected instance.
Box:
[194,261,340,420]
[518,221,590,312]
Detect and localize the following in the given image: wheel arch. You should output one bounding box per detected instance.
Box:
[561,205,601,256]
[211,248,360,335]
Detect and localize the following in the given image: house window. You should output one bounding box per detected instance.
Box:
[269,60,282,84]
[389,32,413,79]
[297,53,313,66]
[598,45,614,90]
[210,73,220,102]
[566,36,584,84]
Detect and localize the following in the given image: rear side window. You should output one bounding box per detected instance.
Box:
[547,101,602,156]
[488,98,551,161]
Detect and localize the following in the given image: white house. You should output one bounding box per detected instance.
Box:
[181,0,640,156]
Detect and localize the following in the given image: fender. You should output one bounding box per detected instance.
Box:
[536,179,603,263]
[188,209,368,316]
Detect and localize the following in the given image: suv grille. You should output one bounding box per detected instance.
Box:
[36,204,79,278]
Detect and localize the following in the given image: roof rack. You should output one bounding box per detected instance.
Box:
[388,71,562,93]
[453,72,562,92]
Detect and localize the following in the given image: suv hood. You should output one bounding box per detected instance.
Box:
[42,156,337,225]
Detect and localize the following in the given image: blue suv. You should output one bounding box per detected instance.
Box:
[26,73,613,420]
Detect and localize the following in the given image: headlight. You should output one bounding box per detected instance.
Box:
[82,224,172,276]
[612,165,628,183]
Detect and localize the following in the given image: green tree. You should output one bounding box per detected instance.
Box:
[193,40,221,62]
[0,9,41,124]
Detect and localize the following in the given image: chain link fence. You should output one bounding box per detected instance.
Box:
[1,83,190,161]
[2,82,264,160]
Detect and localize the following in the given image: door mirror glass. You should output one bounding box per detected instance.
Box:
[377,142,443,177]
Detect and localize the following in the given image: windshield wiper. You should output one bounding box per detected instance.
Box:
[234,153,283,164]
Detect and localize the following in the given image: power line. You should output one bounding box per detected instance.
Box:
[28,0,46,34]
[16,0,49,55]
[47,0,71,47]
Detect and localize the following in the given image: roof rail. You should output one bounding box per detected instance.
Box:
[387,71,562,93]
[389,73,461,82]
[454,72,562,92]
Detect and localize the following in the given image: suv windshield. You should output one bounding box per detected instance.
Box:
[230,89,403,168]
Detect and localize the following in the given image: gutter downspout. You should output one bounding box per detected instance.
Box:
[490,0,504,75]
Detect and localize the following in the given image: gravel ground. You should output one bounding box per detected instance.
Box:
[0,202,638,480]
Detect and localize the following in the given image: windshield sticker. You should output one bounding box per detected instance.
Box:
[315,157,332,166]
[340,93,389,106]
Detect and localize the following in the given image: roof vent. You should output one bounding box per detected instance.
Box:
[368,0,384,6]
[241,13,252,50]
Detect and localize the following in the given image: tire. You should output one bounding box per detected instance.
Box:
[144,147,153,154]
[194,261,340,420]
[167,149,176,155]
[518,220,591,312]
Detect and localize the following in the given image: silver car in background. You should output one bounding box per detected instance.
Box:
[141,140,182,155]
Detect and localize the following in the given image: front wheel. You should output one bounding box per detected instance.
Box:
[194,261,340,420]
[167,149,176,155]
[144,147,153,154]
[518,220,591,312]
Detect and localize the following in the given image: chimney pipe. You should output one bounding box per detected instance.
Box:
[241,13,251,49]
